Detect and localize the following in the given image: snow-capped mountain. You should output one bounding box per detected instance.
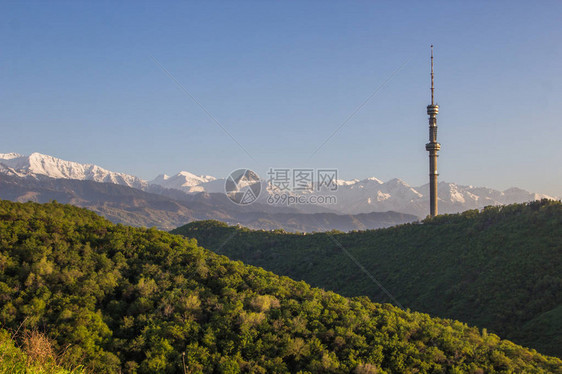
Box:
[149,172,221,193]
[0,152,557,218]
[253,177,556,217]
[325,177,425,215]
[0,152,147,190]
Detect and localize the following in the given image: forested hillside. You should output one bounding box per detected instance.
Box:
[0,201,561,372]
[173,200,562,358]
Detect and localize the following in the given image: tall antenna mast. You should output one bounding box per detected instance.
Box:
[426,44,441,217]
[430,44,434,105]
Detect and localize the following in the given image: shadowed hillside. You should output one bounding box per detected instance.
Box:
[173,199,562,358]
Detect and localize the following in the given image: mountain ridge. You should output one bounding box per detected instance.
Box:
[0,152,146,189]
[0,174,416,232]
[1,151,556,218]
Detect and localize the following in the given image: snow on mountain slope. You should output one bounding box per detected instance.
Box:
[0,152,147,189]
[1,151,557,218]
[150,172,216,190]
[0,153,22,160]
[321,177,425,215]
[284,178,557,217]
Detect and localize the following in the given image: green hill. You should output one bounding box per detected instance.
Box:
[172,200,562,358]
[1,201,561,373]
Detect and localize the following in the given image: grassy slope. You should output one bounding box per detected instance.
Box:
[0,329,82,374]
[172,200,562,358]
[0,200,561,373]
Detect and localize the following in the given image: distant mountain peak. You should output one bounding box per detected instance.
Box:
[0,152,146,189]
[149,171,217,190]
[362,177,384,184]
[386,177,409,186]
[0,152,23,160]
[336,178,360,186]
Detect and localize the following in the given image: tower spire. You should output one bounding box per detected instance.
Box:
[426,45,441,217]
[431,45,434,105]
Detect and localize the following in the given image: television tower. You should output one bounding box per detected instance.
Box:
[426,45,441,217]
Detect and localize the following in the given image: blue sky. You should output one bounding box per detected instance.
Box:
[1,1,561,195]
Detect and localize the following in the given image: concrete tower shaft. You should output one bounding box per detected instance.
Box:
[425,45,441,217]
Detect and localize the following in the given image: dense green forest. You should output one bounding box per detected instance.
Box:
[173,200,562,358]
[0,201,561,373]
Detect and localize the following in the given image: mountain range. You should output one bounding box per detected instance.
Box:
[0,152,557,230]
